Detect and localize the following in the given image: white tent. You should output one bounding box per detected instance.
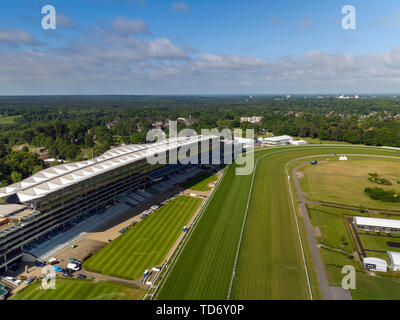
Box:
[363,257,388,272]
[387,251,400,271]
[339,155,348,161]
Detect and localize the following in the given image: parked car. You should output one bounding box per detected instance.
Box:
[63,273,73,278]
[24,276,36,285]
[76,274,87,279]
[67,262,81,271]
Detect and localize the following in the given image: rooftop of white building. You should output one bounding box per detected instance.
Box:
[264,135,293,142]
[0,135,218,203]
[355,216,400,230]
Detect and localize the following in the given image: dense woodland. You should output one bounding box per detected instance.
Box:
[0,95,399,187]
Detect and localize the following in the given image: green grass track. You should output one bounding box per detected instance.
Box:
[156,145,400,300]
[156,162,253,299]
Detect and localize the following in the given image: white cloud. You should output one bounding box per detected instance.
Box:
[57,14,76,28]
[171,2,189,12]
[2,23,400,94]
[0,28,41,47]
[194,54,266,69]
[112,16,150,35]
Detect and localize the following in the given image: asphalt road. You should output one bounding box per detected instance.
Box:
[292,162,353,300]
[292,162,333,300]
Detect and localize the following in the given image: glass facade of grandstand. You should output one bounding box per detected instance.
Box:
[0,136,240,272]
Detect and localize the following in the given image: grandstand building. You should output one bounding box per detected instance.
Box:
[0,135,241,272]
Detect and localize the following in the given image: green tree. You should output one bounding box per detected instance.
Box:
[11,171,22,183]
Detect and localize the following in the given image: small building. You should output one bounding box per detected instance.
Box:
[291,139,308,146]
[263,135,293,146]
[354,216,400,234]
[240,116,263,124]
[363,257,388,272]
[387,251,400,271]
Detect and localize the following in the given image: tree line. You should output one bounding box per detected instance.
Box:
[0,95,399,186]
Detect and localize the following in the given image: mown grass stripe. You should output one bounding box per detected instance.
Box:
[84,195,202,280]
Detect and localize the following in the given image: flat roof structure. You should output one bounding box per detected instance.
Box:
[387,251,400,271]
[0,204,27,218]
[264,135,293,142]
[354,216,400,230]
[0,135,218,203]
[363,257,388,272]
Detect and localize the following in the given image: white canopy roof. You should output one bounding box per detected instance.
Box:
[363,257,388,267]
[264,135,293,142]
[387,251,400,266]
[0,135,218,203]
[354,216,400,229]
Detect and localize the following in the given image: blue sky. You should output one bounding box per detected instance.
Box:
[1,0,400,94]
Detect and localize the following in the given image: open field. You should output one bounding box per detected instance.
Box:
[83,195,202,280]
[0,115,20,125]
[307,204,356,253]
[12,279,145,300]
[181,173,217,191]
[299,158,400,211]
[156,145,400,300]
[307,204,363,283]
[12,143,44,153]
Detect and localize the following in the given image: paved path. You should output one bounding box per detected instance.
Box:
[305,200,400,216]
[292,163,333,300]
[78,269,147,289]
